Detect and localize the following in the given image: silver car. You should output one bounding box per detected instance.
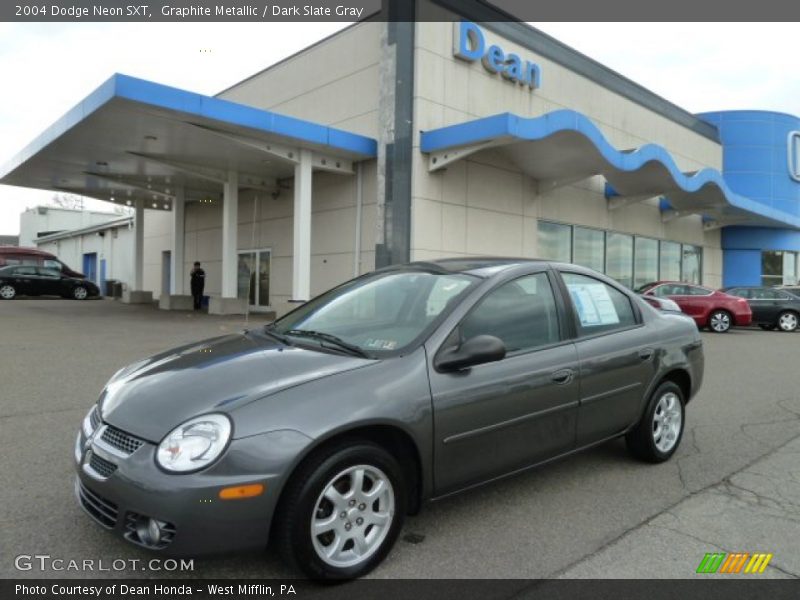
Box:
[75,258,704,579]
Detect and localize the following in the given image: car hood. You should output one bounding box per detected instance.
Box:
[98,330,375,442]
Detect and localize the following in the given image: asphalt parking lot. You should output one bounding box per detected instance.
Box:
[1,298,799,579]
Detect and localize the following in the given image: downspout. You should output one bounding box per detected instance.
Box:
[354,162,363,277]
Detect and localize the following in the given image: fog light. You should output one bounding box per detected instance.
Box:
[136,516,163,546]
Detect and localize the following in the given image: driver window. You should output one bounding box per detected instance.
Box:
[459,273,560,354]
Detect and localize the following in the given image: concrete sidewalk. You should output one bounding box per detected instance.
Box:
[558,434,800,579]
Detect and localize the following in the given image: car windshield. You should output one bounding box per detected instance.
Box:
[270,270,478,356]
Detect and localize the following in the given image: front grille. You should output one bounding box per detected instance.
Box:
[89,406,101,430]
[124,513,177,549]
[77,481,118,528]
[101,425,144,455]
[88,452,117,478]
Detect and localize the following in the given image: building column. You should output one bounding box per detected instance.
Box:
[209,170,246,315]
[134,199,144,290]
[292,149,313,302]
[170,188,185,295]
[122,199,153,304]
[158,187,193,310]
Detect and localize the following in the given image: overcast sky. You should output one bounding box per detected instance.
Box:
[1,22,798,235]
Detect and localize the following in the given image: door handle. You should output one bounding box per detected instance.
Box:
[638,348,655,361]
[551,369,574,385]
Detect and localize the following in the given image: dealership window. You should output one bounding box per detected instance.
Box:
[538,221,572,262]
[634,237,659,289]
[659,241,682,282]
[605,233,633,289]
[762,250,799,286]
[537,221,702,288]
[573,227,605,273]
[681,245,702,284]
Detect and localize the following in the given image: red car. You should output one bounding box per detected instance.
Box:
[636,281,752,333]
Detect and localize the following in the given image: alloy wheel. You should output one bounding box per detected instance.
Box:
[310,464,395,569]
[73,286,88,300]
[652,392,682,453]
[709,311,731,332]
[0,285,15,299]
[778,312,798,332]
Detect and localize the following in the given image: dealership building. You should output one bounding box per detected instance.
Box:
[2,14,799,314]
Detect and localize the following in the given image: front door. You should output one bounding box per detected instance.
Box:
[237,249,271,310]
[429,271,579,496]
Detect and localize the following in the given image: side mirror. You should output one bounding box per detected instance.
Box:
[435,334,506,372]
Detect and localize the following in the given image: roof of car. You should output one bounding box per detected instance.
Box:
[402,257,549,276]
[0,246,56,257]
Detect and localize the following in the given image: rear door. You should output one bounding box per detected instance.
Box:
[558,271,658,445]
[429,269,580,495]
[36,267,64,296]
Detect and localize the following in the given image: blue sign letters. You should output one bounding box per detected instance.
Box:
[453,21,541,90]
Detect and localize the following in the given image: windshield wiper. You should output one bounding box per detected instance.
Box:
[284,329,369,358]
[262,325,292,345]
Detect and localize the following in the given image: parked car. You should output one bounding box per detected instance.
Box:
[0,246,84,277]
[639,294,684,315]
[0,265,99,300]
[722,286,800,332]
[75,259,703,579]
[636,281,752,333]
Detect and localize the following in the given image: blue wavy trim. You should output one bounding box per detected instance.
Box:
[421,110,800,228]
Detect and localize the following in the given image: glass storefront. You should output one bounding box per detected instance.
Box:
[659,241,682,282]
[538,221,572,262]
[538,221,704,288]
[606,232,633,289]
[762,250,799,286]
[237,249,271,309]
[573,227,605,273]
[633,237,659,289]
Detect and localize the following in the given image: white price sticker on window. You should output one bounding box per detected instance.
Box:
[568,283,620,327]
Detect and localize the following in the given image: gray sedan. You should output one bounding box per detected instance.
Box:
[74,258,704,579]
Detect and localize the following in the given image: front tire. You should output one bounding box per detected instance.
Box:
[776,311,799,332]
[0,284,16,300]
[275,441,406,580]
[708,310,732,333]
[72,286,88,300]
[626,381,685,463]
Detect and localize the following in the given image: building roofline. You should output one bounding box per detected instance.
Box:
[34,216,132,243]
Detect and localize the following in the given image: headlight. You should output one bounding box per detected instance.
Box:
[156,414,232,473]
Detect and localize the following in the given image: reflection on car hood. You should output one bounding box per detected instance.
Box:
[98,330,374,442]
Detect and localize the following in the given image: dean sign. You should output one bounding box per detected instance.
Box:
[453,21,542,90]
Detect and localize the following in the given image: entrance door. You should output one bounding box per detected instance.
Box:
[82,253,97,283]
[237,249,271,310]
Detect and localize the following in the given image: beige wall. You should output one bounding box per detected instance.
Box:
[218,23,381,139]
[142,210,173,299]
[410,22,724,287]
[180,162,377,316]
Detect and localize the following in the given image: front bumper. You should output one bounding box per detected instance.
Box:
[74,409,311,556]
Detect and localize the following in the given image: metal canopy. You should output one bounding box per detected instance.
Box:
[421,110,800,230]
[0,74,377,210]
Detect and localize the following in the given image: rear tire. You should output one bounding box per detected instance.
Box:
[626,381,685,463]
[0,284,16,300]
[707,310,732,333]
[274,440,406,580]
[776,311,798,332]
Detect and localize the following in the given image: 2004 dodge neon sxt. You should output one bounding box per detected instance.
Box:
[75,258,704,579]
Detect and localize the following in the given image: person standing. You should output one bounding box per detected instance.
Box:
[190,261,206,310]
